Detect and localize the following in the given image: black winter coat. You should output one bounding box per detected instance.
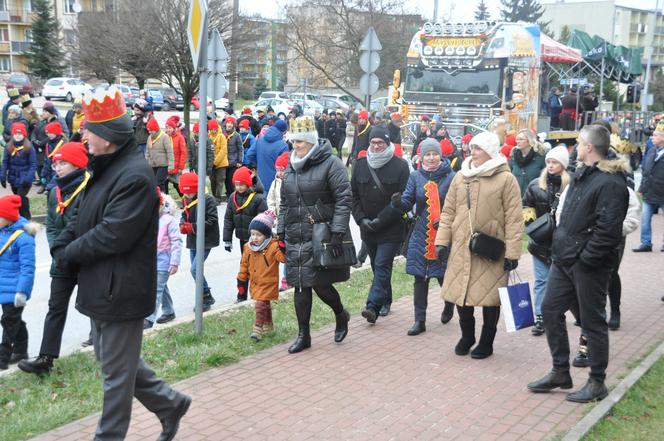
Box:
[552,159,628,268]
[51,139,158,322]
[639,146,664,206]
[351,155,409,243]
[388,122,402,144]
[182,194,220,249]
[335,118,347,149]
[351,122,372,158]
[523,174,563,262]
[224,130,243,166]
[325,119,338,146]
[223,190,268,242]
[278,139,352,288]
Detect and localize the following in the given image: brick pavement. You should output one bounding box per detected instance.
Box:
[33,217,664,441]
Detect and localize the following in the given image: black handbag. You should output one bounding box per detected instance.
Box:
[466,183,505,261]
[399,213,417,257]
[295,178,357,269]
[525,193,560,243]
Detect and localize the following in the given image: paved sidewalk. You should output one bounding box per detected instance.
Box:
[33,217,664,441]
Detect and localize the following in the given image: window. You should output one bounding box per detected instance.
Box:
[25,29,32,42]
[64,30,76,46]
[0,28,8,42]
[63,0,75,14]
[0,57,11,72]
[46,79,63,86]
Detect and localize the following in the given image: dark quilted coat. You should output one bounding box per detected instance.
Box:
[223,190,268,242]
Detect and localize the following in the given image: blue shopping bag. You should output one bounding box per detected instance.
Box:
[498,277,535,332]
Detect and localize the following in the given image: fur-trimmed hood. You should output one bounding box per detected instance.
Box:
[596,157,631,175]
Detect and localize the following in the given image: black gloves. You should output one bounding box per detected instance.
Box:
[436,245,450,263]
[390,192,401,208]
[504,258,519,272]
[359,218,375,234]
[330,232,344,258]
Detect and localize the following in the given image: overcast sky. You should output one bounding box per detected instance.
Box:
[241,0,663,21]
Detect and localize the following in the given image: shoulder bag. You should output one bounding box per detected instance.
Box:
[466,183,505,261]
[525,192,560,243]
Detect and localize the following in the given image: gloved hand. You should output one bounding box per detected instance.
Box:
[359,218,375,234]
[224,241,233,252]
[168,265,178,275]
[0,179,5,189]
[14,293,27,308]
[236,279,246,295]
[504,258,519,272]
[277,240,286,254]
[436,245,450,263]
[179,222,193,235]
[330,232,344,258]
[390,192,401,208]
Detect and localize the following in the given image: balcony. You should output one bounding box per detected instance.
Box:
[11,41,31,53]
[0,41,9,53]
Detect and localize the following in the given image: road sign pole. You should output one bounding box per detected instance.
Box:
[195,15,209,336]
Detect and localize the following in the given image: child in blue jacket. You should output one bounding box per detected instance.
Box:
[0,195,37,370]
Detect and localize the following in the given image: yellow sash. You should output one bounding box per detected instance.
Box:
[56,172,91,215]
[0,230,24,256]
[149,131,164,149]
[234,191,255,211]
[10,146,24,156]
[47,139,64,159]
[357,122,371,137]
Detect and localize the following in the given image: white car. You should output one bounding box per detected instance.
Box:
[252,98,294,118]
[42,77,94,102]
[291,92,321,102]
[300,99,323,116]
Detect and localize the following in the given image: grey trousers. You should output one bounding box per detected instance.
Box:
[92,318,182,441]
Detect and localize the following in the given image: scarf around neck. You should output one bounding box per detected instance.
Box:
[367,143,395,169]
[461,156,507,178]
[249,237,271,252]
[290,141,320,171]
[513,147,535,167]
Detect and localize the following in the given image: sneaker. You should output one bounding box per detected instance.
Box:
[531,315,545,336]
[573,346,590,368]
[632,244,652,252]
[156,313,176,324]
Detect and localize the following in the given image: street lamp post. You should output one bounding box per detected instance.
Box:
[642,0,661,112]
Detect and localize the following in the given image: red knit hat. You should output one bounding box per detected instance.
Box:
[242,107,252,115]
[440,139,454,157]
[45,121,63,136]
[11,123,27,137]
[192,122,200,134]
[0,195,21,222]
[394,144,403,158]
[179,172,199,194]
[461,133,473,144]
[146,118,159,132]
[274,151,289,169]
[225,116,236,126]
[501,144,514,158]
[357,149,368,159]
[165,116,179,128]
[208,119,220,131]
[52,142,89,169]
[358,110,369,120]
[238,119,250,130]
[233,166,253,187]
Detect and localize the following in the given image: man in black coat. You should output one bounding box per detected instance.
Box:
[351,125,410,322]
[633,123,664,252]
[528,125,628,403]
[50,88,191,441]
[349,110,372,164]
[334,111,347,158]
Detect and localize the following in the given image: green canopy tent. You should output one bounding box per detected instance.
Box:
[567,30,643,83]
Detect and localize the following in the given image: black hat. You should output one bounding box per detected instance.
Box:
[369,124,390,144]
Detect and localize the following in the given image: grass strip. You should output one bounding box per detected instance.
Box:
[0,261,413,441]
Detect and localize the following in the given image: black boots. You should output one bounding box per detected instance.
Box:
[527,369,574,392]
[440,301,454,324]
[18,354,54,376]
[566,378,608,403]
[361,307,377,324]
[334,310,350,343]
[455,316,476,355]
[407,321,426,336]
[157,394,192,441]
[608,309,621,330]
[470,325,497,359]
[288,325,311,353]
[379,304,391,317]
[531,315,545,336]
[203,288,216,311]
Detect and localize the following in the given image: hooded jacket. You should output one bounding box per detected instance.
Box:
[237,239,286,301]
[1,139,36,188]
[243,124,289,192]
[0,217,37,304]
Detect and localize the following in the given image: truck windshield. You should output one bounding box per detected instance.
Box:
[405,67,501,95]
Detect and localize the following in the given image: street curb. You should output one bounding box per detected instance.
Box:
[561,338,664,441]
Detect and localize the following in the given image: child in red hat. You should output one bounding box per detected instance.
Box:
[238,119,255,152]
[39,121,65,194]
[165,116,187,198]
[267,151,290,291]
[223,166,268,302]
[1,123,36,219]
[178,172,220,311]
[0,194,37,370]
[17,142,91,375]
[146,118,174,193]
[207,119,229,203]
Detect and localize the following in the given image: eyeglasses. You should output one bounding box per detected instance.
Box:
[369,140,387,147]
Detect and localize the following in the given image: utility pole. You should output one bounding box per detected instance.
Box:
[271,21,277,90]
[228,0,239,103]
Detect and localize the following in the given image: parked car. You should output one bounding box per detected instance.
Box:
[290,92,321,102]
[160,87,184,111]
[5,72,40,97]
[146,88,164,110]
[301,99,323,116]
[252,98,295,118]
[317,97,350,112]
[322,93,363,108]
[258,90,289,100]
[42,77,94,102]
[370,96,389,112]
[111,85,139,107]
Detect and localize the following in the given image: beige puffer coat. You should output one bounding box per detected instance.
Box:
[436,157,523,307]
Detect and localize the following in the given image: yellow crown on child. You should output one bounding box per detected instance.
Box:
[290,116,316,134]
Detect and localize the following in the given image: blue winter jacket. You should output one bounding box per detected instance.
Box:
[1,142,37,188]
[400,160,455,279]
[0,217,36,304]
[243,125,288,193]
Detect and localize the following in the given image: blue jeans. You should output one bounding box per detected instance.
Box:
[147,271,175,323]
[532,256,551,315]
[189,248,211,291]
[639,201,660,247]
[365,241,401,311]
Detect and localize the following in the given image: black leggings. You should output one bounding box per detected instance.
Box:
[294,285,343,326]
[456,305,501,329]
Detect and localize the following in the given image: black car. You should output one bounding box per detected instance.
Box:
[160,87,184,111]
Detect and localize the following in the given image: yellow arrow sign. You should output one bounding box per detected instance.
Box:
[187,0,208,67]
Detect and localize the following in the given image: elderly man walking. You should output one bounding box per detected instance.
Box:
[50,87,191,441]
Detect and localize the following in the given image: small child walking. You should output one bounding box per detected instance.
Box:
[223,166,267,302]
[0,195,37,370]
[237,210,286,341]
[144,189,182,329]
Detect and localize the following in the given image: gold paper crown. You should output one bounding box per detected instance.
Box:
[7,88,19,98]
[290,116,316,134]
[82,86,127,124]
[20,94,31,103]
[655,122,664,133]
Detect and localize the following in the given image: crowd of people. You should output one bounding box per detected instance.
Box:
[1,83,663,439]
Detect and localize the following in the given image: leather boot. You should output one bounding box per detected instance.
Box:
[18,354,54,375]
[203,288,215,311]
[455,316,476,355]
[440,301,454,324]
[566,378,608,403]
[407,321,426,336]
[527,369,573,392]
[471,325,497,359]
[288,325,311,353]
[608,308,621,331]
[334,309,350,343]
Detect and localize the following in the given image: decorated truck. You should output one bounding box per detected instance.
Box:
[389,20,543,141]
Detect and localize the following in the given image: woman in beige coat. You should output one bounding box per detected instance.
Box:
[435,131,523,359]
